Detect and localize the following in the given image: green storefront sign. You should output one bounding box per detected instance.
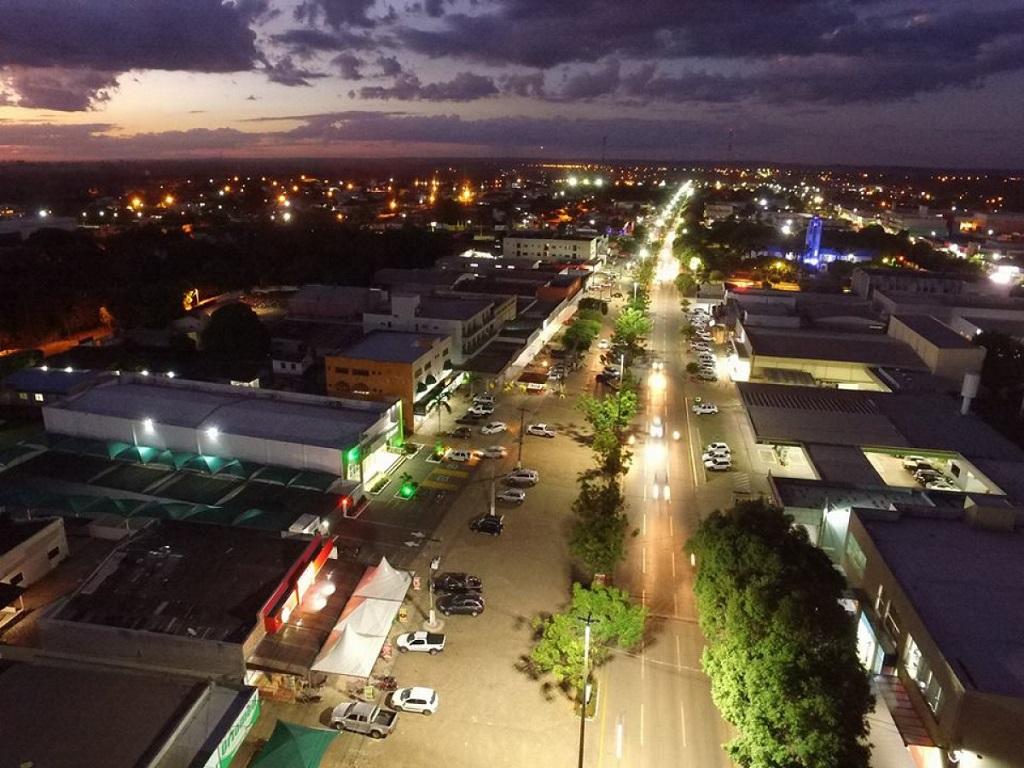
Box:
[202,690,261,768]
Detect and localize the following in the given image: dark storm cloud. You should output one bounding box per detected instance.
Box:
[358,72,498,101]
[376,55,404,76]
[269,27,376,56]
[0,0,268,72]
[0,0,270,110]
[334,53,365,80]
[294,0,380,28]
[397,0,1024,103]
[265,57,329,86]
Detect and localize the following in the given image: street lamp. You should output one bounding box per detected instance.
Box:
[577,613,597,768]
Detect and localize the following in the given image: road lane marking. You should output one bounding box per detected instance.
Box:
[680,703,688,748]
[675,634,682,669]
[671,550,677,578]
[642,548,647,574]
[642,512,647,536]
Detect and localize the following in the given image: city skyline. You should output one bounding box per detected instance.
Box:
[2,0,1023,167]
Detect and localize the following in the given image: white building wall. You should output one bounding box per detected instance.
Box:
[0,518,68,587]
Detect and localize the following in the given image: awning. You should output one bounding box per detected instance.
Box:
[312,556,412,678]
[250,720,338,768]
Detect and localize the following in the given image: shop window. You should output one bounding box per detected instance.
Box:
[904,634,944,715]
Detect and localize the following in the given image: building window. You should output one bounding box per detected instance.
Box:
[353,369,370,376]
[904,634,944,715]
[9,572,23,586]
[335,367,349,374]
[845,535,867,577]
[34,393,44,402]
[884,601,902,640]
[18,392,27,400]
[47,546,61,559]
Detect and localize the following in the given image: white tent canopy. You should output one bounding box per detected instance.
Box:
[312,557,412,678]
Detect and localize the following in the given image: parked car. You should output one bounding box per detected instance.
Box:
[706,442,731,454]
[432,572,482,593]
[526,423,556,438]
[650,416,664,438]
[496,488,527,505]
[447,450,472,463]
[602,366,621,378]
[456,413,483,424]
[692,402,719,415]
[389,687,439,716]
[925,479,958,492]
[506,469,539,486]
[704,456,732,471]
[330,701,398,738]
[900,454,928,470]
[481,445,508,459]
[468,404,494,417]
[696,373,717,382]
[439,592,485,616]
[470,513,504,536]
[396,630,447,654]
[448,426,472,439]
[914,468,942,484]
[480,421,508,435]
[611,291,623,298]
[597,339,610,349]
[596,373,619,387]
[473,394,495,406]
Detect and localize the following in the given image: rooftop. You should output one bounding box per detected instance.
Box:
[0,516,55,553]
[892,314,973,348]
[50,375,393,450]
[0,663,251,768]
[49,520,313,643]
[2,367,104,395]
[739,383,1024,463]
[744,326,924,368]
[857,509,1024,698]
[416,296,494,321]
[504,231,601,241]
[337,331,447,363]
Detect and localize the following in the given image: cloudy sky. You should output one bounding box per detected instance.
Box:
[1,0,1022,166]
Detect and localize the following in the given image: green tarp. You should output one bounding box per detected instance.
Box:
[250,720,338,768]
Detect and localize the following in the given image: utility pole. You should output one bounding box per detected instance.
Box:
[516,406,528,470]
[577,612,598,768]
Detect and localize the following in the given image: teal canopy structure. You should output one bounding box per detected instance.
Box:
[250,720,338,768]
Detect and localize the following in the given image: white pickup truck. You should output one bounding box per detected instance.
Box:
[329,701,398,738]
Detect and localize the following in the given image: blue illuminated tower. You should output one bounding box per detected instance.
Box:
[803,215,822,266]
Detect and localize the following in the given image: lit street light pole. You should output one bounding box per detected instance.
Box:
[577,612,597,768]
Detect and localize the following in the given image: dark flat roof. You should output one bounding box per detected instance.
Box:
[417,296,493,321]
[0,663,250,768]
[50,521,311,643]
[2,367,102,394]
[0,516,53,553]
[745,326,924,368]
[892,314,973,348]
[339,331,447,364]
[858,511,1024,698]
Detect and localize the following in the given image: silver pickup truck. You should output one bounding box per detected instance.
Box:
[329,701,399,738]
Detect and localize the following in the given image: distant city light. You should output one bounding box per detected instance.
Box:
[38,209,48,218]
[140,369,149,376]
[567,176,578,187]
[282,211,292,222]
[206,426,220,439]
[142,418,154,433]
[64,366,73,373]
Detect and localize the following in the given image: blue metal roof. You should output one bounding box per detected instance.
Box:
[3,367,101,395]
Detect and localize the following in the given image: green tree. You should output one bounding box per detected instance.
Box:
[530,583,647,692]
[563,313,602,354]
[578,388,639,473]
[201,302,270,358]
[687,500,872,768]
[612,307,652,359]
[569,477,630,575]
[674,273,699,297]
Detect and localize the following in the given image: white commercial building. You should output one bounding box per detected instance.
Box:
[41,373,402,483]
[502,232,606,262]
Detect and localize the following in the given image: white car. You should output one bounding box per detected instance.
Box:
[650,416,664,438]
[481,445,508,459]
[447,450,472,463]
[526,423,556,438]
[704,456,732,471]
[396,631,446,654]
[468,404,494,417]
[926,479,957,492]
[473,394,495,405]
[706,442,731,454]
[692,402,719,415]
[597,339,610,349]
[480,421,508,435]
[389,687,439,715]
[506,469,539,486]
[901,454,929,470]
[496,488,527,505]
